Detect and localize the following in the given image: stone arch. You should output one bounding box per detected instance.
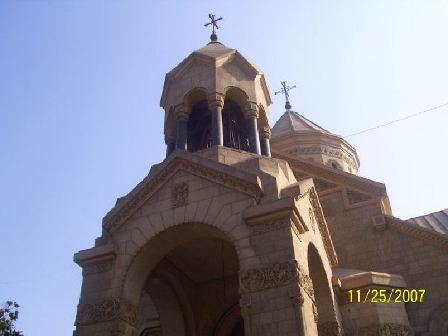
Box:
[182,87,208,116]
[307,242,340,335]
[121,222,243,304]
[224,86,249,109]
[428,303,448,336]
[120,221,245,335]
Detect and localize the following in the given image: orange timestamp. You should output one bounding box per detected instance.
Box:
[348,288,426,303]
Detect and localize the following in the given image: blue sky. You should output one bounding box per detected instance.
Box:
[1,1,447,335]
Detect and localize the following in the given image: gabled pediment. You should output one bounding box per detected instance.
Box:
[102,151,263,233]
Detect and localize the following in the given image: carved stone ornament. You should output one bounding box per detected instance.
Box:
[346,323,414,336]
[312,302,319,323]
[308,188,338,266]
[239,260,314,298]
[244,102,259,119]
[76,298,138,327]
[82,259,114,276]
[207,92,225,108]
[317,321,343,336]
[250,218,301,240]
[171,182,189,208]
[286,145,357,170]
[309,207,316,232]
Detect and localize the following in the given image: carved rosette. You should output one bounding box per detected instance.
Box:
[76,298,138,327]
[171,182,189,208]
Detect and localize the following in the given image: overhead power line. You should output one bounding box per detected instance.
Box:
[343,101,448,138]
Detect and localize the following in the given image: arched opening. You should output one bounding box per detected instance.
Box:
[187,99,212,152]
[222,99,250,151]
[123,223,244,336]
[308,243,339,335]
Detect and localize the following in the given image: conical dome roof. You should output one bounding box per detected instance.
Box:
[271,110,333,138]
[270,109,360,174]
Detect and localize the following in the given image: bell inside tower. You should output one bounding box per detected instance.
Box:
[187,98,250,153]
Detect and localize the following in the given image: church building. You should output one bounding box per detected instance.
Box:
[72,23,448,336]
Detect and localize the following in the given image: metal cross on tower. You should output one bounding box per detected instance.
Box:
[204,14,223,42]
[275,81,296,110]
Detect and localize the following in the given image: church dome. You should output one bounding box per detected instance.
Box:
[271,109,360,174]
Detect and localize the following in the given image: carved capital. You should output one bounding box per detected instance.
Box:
[164,133,176,144]
[259,127,271,139]
[244,102,259,119]
[174,104,188,121]
[207,92,225,108]
[76,298,138,327]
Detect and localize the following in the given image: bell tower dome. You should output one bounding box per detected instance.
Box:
[160,40,272,157]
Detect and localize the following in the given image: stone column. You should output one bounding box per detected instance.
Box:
[244,102,261,155]
[165,134,176,158]
[259,127,271,157]
[174,104,188,151]
[207,92,225,146]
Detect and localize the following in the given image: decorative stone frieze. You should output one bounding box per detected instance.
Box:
[288,286,304,307]
[239,260,314,299]
[75,298,138,327]
[346,323,413,336]
[286,145,358,170]
[83,259,114,276]
[171,182,188,208]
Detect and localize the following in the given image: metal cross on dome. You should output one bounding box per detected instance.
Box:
[275,81,296,110]
[204,13,223,42]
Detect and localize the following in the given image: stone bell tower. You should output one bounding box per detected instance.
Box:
[160,39,272,157]
[73,22,342,336]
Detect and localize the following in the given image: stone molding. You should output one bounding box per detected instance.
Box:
[103,155,263,232]
[83,259,114,276]
[75,298,138,327]
[346,323,414,336]
[239,260,314,299]
[273,151,387,198]
[171,182,188,208]
[308,188,338,266]
[286,145,358,170]
[386,216,448,251]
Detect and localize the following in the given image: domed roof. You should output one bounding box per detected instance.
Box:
[271,110,334,138]
[193,41,235,59]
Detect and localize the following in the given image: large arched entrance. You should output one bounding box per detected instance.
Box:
[123,223,244,336]
[308,243,339,335]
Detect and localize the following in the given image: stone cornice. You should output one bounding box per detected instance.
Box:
[385,215,448,251]
[103,152,263,233]
[273,150,386,198]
